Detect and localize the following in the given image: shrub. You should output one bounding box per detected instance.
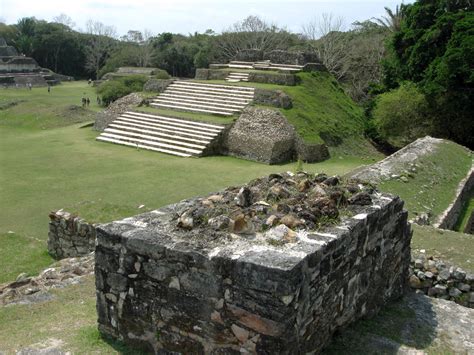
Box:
[153,69,171,79]
[373,82,430,148]
[97,75,147,105]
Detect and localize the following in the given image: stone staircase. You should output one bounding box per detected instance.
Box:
[226,72,249,83]
[227,60,303,72]
[150,80,254,116]
[96,111,225,157]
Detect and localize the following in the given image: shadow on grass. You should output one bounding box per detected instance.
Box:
[76,325,150,354]
[322,292,438,354]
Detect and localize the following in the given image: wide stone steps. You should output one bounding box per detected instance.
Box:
[168,83,254,97]
[154,80,254,116]
[165,87,253,101]
[152,97,242,112]
[150,102,235,116]
[114,117,217,140]
[158,92,250,106]
[97,135,194,157]
[226,72,250,83]
[96,111,225,157]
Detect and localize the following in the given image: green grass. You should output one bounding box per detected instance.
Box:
[0,275,140,354]
[378,141,472,219]
[0,82,100,130]
[0,232,53,283]
[454,197,474,232]
[411,224,474,272]
[0,81,372,284]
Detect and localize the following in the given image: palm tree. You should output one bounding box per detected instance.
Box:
[372,4,406,32]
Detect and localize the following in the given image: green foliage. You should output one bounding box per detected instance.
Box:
[383,0,474,148]
[153,69,171,79]
[372,82,430,148]
[97,75,147,105]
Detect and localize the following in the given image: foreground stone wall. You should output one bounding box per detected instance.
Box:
[48,210,96,259]
[95,184,411,353]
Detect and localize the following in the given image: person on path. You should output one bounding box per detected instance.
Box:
[86,97,90,107]
[47,85,51,93]
[82,97,86,108]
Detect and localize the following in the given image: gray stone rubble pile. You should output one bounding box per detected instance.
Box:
[0,254,94,306]
[94,93,144,131]
[174,172,377,236]
[409,254,474,308]
[95,172,412,353]
[48,210,96,259]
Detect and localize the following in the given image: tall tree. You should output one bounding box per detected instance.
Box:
[215,15,297,59]
[302,13,348,79]
[383,0,473,148]
[84,20,116,79]
[372,4,406,32]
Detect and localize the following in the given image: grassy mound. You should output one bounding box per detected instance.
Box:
[378,140,472,219]
[198,71,380,158]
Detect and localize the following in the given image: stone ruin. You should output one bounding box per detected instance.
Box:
[48,210,96,259]
[95,172,412,353]
[0,37,64,87]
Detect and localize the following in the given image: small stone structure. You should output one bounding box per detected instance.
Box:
[224,107,329,164]
[94,93,144,131]
[95,172,412,353]
[233,49,320,66]
[409,254,474,308]
[0,37,60,87]
[48,210,96,259]
[225,107,295,164]
[195,68,298,86]
[253,88,292,108]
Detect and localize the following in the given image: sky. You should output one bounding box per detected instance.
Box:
[0,0,412,36]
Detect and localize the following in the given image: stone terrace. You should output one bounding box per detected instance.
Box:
[150,80,254,116]
[96,111,225,157]
[95,172,412,353]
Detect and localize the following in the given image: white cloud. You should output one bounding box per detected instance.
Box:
[1,0,413,35]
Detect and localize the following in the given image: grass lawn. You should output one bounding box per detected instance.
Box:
[0,81,372,284]
[378,141,472,219]
[411,224,474,272]
[0,82,100,130]
[1,81,471,354]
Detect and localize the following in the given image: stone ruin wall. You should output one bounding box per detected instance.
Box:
[223,107,329,164]
[435,167,474,230]
[95,177,411,353]
[47,210,96,259]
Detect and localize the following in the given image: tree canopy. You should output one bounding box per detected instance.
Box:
[383,0,473,148]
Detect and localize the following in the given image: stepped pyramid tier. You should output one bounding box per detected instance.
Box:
[0,37,63,86]
[226,60,303,72]
[150,80,254,116]
[225,72,249,82]
[96,111,226,157]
